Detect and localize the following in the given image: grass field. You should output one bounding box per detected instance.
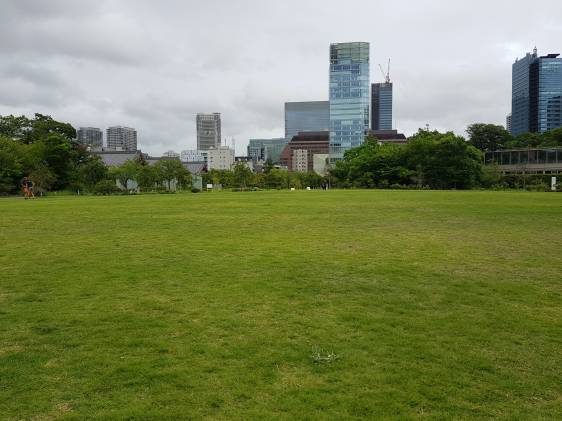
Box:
[1,190,561,420]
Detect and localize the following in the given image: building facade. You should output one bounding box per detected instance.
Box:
[506,113,512,134]
[284,101,330,142]
[207,146,234,170]
[181,149,205,162]
[485,147,562,174]
[106,126,137,151]
[247,138,287,163]
[162,150,180,158]
[329,42,370,160]
[368,129,408,145]
[77,127,103,149]
[279,131,330,172]
[196,113,221,151]
[371,82,393,131]
[512,48,562,136]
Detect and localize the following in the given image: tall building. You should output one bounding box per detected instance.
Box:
[371,82,393,130]
[77,127,103,149]
[196,113,221,151]
[284,101,329,141]
[247,138,287,163]
[506,113,512,134]
[106,126,137,151]
[511,48,562,136]
[329,42,370,160]
[207,146,234,170]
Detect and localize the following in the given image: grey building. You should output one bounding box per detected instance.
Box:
[247,138,287,163]
[77,127,103,149]
[511,48,562,136]
[93,150,144,167]
[506,113,512,134]
[329,42,370,160]
[284,101,329,142]
[196,113,221,151]
[106,126,137,151]
[371,82,393,130]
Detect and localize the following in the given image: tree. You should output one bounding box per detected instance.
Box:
[136,164,157,191]
[232,161,253,188]
[332,137,409,188]
[466,123,512,152]
[0,113,76,144]
[109,160,138,191]
[78,155,108,190]
[262,168,286,189]
[153,159,191,191]
[263,159,274,173]
[0,138,24,194]
[29,165,56,195]
[405,130,482,189]
[29,133,74,190]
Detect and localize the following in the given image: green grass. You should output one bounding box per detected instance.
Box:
[1,190,561,420]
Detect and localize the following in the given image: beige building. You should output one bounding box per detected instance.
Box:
[313,153,330,176]
[292,149,308,172]
[207,146,234,170]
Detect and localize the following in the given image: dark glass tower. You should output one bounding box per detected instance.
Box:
[511,48,562,136]
[371,82,393,130]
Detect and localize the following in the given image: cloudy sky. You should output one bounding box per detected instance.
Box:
[1,0,561,155]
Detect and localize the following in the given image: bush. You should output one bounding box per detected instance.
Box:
[191,187,201,193]
[93,180,121,195]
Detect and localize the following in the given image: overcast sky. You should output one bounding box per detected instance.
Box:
[1,0,561,155]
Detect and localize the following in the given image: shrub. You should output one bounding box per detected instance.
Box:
[93,180,121,195]
[191,187,201,193]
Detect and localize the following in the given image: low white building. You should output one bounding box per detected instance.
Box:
[207,146,235,170]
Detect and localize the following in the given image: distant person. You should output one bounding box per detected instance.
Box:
[21,177,29,199]
[26,178,35,199]
[21,177,35,199]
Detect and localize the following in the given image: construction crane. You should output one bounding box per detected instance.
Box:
[378,58,391,84]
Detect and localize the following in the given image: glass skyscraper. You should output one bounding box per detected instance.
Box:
[329,42,370,160]
[284,101,329,141]
[511,48,562,136]
[247,138,287,163]
[371,82,393,130]
[535,55,562,133]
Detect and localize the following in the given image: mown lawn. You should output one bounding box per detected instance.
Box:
[0,190,561,420]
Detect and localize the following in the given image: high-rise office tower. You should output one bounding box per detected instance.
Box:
[284,101,330,141]
[77,127,103,149]
[511,48,562,136]
[506,113,512,134]
[329,42,370,160]
[106,126,137,151]
[196,113,221,151]
[371,82,393,130]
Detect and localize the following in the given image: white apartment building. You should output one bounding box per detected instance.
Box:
[207,146,234,170]
[106,126,137,151]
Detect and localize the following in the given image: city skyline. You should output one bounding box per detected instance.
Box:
[1,0,562,155]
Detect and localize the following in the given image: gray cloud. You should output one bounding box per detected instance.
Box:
[0,0,561,155]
